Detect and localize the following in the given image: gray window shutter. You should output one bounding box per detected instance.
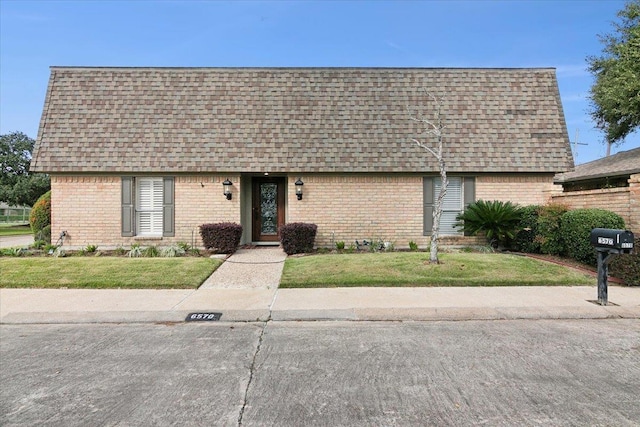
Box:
[423,177,434,235]
[121,177,134,237]
[463,177,476,236]
[163,177,175,237]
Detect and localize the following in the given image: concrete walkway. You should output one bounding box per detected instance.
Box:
[1,246,639,324]
[200,247,286,289]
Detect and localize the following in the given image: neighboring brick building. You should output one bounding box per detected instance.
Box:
[553,147,640,233]
[31,67,573,248]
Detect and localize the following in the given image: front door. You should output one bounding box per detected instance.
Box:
[252,177,285,242]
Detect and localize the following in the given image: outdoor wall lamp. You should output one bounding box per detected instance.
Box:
[295,178,304,200]
[222,179,233,200]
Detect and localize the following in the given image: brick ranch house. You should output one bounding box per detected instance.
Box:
[553,147,640,233]
[31,67,573,249]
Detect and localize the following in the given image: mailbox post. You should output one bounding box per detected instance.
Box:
[589,228,634,305]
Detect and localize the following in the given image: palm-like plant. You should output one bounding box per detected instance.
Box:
[455,200,523,247]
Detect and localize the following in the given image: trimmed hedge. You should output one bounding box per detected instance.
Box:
[279,222,317,255]
[513,205,541,253]
[537,203,569,255]
[29,190,51,244]
[610,237,640,286]
[560,208,625,266]
[199,222,243,254]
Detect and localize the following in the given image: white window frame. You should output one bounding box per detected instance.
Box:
[135,177,164,237]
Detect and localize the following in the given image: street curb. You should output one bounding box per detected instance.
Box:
[2,306,638,324]
[0,310,272,324]
[272,306,640,322]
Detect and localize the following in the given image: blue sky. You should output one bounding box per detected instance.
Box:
[1,0,638,165]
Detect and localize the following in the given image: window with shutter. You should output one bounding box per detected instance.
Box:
[435,177,462,235]
[136,178,164,236]
[424,176,475,236]
[122,177,175,238]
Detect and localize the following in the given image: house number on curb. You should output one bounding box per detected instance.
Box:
[185,312,222,322]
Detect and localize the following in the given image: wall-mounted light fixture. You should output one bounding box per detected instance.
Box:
[295,178,304,200]
[222,179,233,200]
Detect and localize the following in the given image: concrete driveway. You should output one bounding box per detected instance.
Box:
[0,234,33,248]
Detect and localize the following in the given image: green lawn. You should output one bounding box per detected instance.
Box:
[0,257,222,289]
[0,224,32,236]
[280,252,596,288]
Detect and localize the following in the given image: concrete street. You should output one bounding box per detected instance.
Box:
[2,319,639,426]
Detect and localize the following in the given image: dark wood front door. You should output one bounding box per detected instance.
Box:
[252,177,285,242]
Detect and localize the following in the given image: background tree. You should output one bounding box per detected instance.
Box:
[588,0,640,156]
[408,91,447,264]
[0,131,50,206]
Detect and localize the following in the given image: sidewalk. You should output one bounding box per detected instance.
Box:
[2,286,639,324]
[1,246,639,324]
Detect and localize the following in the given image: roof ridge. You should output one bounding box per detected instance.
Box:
[49,66,558,71]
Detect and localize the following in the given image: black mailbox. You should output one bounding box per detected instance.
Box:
[589,228,634,306]
[590,228,634,253]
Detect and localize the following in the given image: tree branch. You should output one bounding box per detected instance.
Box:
[411,138,439,159]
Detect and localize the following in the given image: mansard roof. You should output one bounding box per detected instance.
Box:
[32,67,573,174]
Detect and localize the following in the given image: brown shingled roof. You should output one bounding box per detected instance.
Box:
[32,67,573,174]
[554,147,640,183]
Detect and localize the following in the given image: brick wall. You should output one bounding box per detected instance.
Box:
[52,173,558,249]
[51,175,241,248]
[287,175,427,248]
[174,175,241,247]
[287,174,554,248]
[476,174,558,205]
[551,173,639,233]
[52,176,120,247]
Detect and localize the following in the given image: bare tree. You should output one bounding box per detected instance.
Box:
[408,91,447,264]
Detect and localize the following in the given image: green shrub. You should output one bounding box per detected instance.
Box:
[29,191,51,243]
[35,225,52,245]
[1,247,24,257]
[143,245,160,257]
[455,200,523,247]
[177,242,192,251]
[31,240,46,250]
[161,245,186,258]
[335,241,345,250]
[199,222,243,253]
[409,241,419,251]
[537,203,569,255]
[561,209,625,266]
[513,205,541,253]
[84,244,98,254]
[127,244,143,258]
[279,222,317,255]
[610,237,640,286]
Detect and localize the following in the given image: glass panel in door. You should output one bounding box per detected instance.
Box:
[252,177,285,242]
[260,183,278,235]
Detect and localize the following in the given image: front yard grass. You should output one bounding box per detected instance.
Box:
[280,252,596,288]
[0,257,222,289]
[0,224,32,236]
